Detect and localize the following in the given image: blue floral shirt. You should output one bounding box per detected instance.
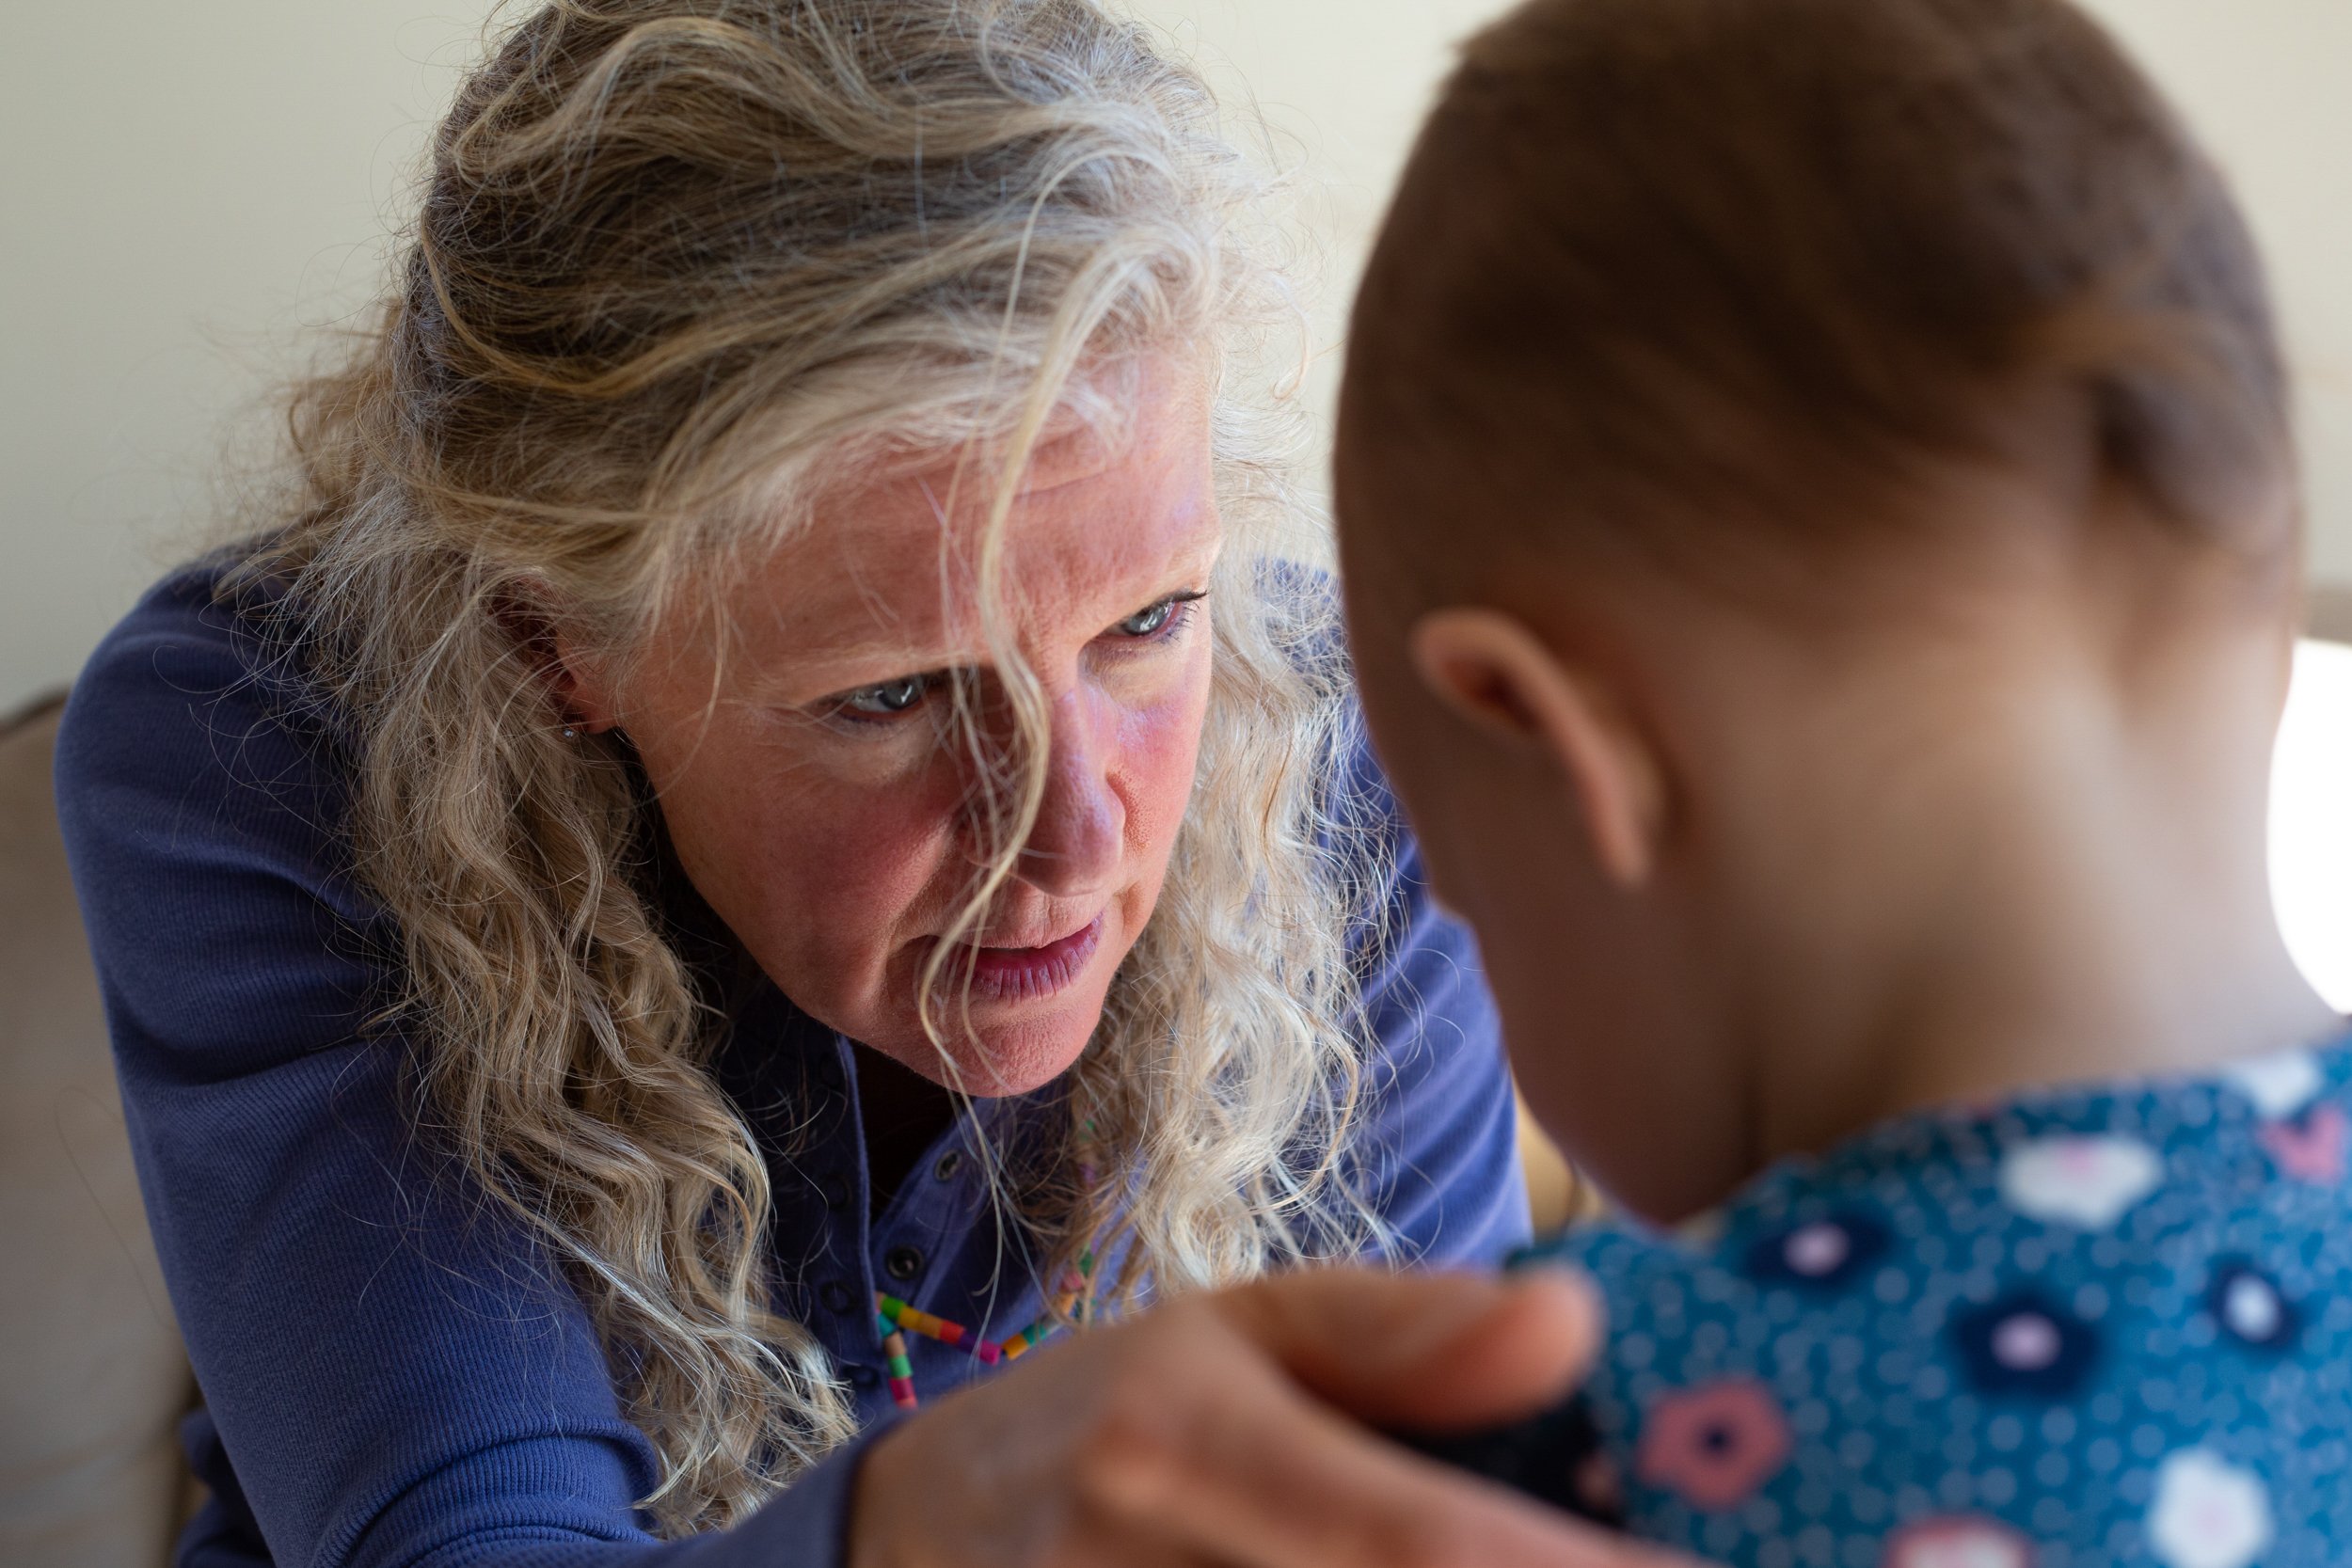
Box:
[1430,1034,2352,1568]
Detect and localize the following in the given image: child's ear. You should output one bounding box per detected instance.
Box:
[1407,608,1668,887]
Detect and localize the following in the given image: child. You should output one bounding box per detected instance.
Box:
[1334,0,2352,1563]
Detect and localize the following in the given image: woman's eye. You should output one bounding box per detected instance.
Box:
[840,675,931,716]
[1118,601,1176,638]
[1117,594,1199,639]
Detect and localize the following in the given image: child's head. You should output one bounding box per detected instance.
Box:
[1336,0,2307,1221]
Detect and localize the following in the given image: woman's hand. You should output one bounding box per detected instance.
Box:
[848,1266,1695,1568]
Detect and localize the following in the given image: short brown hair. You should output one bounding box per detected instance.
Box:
[1340,0,2293,592]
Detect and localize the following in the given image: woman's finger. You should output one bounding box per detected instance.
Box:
[1081,1323,1681,1568]
[1215,1263,1605,1431]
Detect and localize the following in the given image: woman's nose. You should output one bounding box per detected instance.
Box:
[1015,691,1123,897]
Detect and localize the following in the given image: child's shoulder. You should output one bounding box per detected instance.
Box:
[1505,1037,2352,1566]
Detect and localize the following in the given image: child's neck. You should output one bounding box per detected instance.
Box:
[1742,621,2341,1170]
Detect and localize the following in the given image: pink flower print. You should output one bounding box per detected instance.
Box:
[2257,1101,2347,1184]
[1633,1377,1791,1511]
[1881,1516,2034,1568]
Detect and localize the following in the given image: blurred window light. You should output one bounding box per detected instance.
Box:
[2273,639,2352,1014]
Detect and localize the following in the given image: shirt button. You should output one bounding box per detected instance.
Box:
[883,1245,926,1283]
[818,1280,854,1314]
[932,1149,964,1182]
[848,1364,879,1390]
[816,1171,850,1212]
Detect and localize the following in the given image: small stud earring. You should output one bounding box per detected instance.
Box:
[562,725,580,740]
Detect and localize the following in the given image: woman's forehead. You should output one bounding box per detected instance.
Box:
[723,393,1222,688]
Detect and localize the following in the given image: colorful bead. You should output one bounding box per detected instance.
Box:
[877,1318,919,1411]
[998,1255,1095,1359]
[999,1320,1065,1361]
[877,1291,1005,1364]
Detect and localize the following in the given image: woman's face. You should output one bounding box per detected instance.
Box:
[572,370,1220,1094]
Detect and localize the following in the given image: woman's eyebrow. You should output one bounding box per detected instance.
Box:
[748,538,1222,703]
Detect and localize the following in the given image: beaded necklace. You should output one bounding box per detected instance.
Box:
[868,1120,1104,1410]
[872,1251,1094,1409]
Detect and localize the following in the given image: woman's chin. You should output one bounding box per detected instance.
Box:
[951,995,1107,1096]
[869,980,1112,1098]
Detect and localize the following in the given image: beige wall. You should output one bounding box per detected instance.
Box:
[1,3,496,714]
[2088,0,2352,585]
[5,0,2347,712]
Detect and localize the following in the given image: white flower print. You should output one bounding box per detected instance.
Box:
[2149,1450,2273,1568]
[1997,1134,2163,1228]
[2219,1274,2283,1343]
[1880,1515,2033,1568]
[2221,1049,2324,1119]
[1783,1221,1851,1277]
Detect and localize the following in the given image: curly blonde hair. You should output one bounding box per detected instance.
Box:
[230,0,1385,1536]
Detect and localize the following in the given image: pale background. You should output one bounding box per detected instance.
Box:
[5,0,2352,715]
[4,0,2349,998]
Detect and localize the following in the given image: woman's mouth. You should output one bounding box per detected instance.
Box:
[950,915,1105,1005]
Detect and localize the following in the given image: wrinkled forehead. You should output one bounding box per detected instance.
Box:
[717,372,1222,684]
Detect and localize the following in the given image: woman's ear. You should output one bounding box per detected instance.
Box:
[549,626,624,735]
[1406,607,1668,887]
[497,591,622,735]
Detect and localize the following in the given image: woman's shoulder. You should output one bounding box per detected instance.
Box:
[56,553,386,1069]
[58,550,345,821]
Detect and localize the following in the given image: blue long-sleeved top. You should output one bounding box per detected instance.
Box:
[54,562,1529,1568]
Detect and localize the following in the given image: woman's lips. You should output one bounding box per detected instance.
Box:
[953,915,1105,1005]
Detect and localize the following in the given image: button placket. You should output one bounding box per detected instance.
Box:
[816,1168,851,1213]
[804,1032,879,1358]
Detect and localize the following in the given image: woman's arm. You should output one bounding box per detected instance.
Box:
[57,572,865,1568]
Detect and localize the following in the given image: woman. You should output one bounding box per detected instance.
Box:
[56,2,1659,1564]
